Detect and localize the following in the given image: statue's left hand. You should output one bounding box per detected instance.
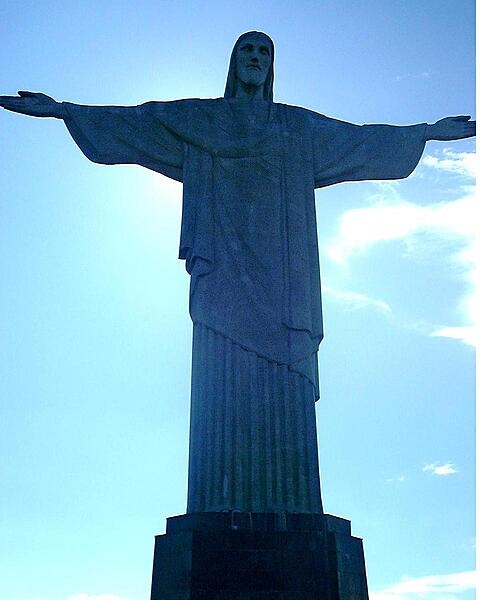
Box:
[0,91,65,118]
[427,116,476,141]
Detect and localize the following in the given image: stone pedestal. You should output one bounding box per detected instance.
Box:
[150,512,369,599]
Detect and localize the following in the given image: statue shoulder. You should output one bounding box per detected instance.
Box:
[142,97,223,116]
[273,102,333,128]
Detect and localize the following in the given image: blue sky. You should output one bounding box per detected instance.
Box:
[0,2,476,600]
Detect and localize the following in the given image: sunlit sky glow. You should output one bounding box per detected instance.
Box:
[0,2,475,600]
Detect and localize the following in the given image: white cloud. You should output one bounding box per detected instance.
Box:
[423,463,458,476]
[431,326,478,347]
[326,193,477,265]
[395,71,431,82]
[325,150,478,345]
[323,285,392,314]
[422,149,477,178]
[386,474,406,483]
[371,570,476,600]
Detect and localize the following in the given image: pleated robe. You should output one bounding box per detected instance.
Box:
[63,98,427,512]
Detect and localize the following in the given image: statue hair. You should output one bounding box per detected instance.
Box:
[224,31,274,101]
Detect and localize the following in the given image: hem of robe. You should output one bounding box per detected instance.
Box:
[187,322,323,514]
[191,319,320,401]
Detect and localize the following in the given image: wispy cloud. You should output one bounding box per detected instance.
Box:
[326,192,477,265]
[423,463,458,476]
[325,149,477,345]
[323,285,392,315]
[371,570,476,600]
[422,149,476,178]
[386,474,406,483]
[431,326,478,347]
[395,71,431,82]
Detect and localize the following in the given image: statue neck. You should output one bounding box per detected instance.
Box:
[235,80,265,100]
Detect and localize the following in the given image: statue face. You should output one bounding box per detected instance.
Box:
[235,33,272,90]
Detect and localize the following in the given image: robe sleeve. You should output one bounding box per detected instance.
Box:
[62,101,184,182]
[308,111,427,188]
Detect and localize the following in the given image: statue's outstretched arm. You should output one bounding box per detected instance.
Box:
[2,91,184,179]
[426,116,476,141]
[0,91,65,119]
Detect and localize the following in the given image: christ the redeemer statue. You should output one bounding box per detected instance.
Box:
[1,32,475,516]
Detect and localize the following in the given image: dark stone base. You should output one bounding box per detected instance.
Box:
[150,512,369,599]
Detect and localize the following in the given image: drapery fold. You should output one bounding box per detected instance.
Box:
[62,98,427,512]
[63,99,426,399]
[187,323,323,513]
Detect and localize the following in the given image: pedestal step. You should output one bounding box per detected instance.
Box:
[150,512,369,599]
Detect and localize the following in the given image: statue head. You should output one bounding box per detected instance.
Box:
[224,31,274,100]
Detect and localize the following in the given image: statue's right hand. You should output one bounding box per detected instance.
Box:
[0,91,64,118]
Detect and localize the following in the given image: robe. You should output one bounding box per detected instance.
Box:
[63,99,426,512]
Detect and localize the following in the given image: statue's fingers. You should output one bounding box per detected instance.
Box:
[0,97,24,107]
[452,115,471,122]
[0,95,25,101]
[18,90,36,97]
[0,104,23,113]
[458,122,476,139]
[0,97,40,114]
[0,95,17,105]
